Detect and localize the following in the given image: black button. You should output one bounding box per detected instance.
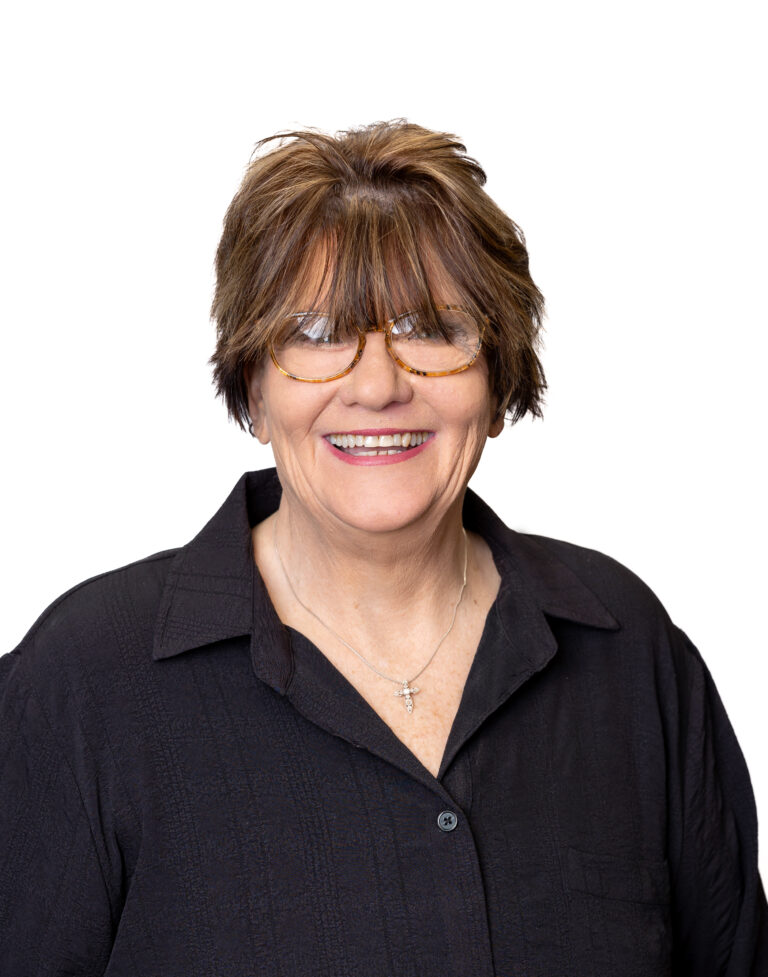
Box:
[437,810,458,832]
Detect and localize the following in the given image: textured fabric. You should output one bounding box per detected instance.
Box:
[1,467,766,976]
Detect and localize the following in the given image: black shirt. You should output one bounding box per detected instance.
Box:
[1,468,766,976]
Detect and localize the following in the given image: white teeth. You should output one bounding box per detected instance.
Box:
[328,431,431,452]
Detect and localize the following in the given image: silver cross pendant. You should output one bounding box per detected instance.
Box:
[394,680,420,713]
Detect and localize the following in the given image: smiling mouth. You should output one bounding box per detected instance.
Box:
[326,431,433,456]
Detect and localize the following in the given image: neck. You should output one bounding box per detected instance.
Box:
[273,490,469,615]
[252,483,504,688]
[254,488,478,678]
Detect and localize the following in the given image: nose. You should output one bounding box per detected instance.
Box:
[338,330,413,411]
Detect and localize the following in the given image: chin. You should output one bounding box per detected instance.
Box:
[329,494,436,536]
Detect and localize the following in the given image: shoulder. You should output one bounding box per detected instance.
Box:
[513,529,708,679]
[500,518,706,667]
[521,532,669,624]
[467,487,689,653]
[505,531,716,732]
[3,548,179,694]
[467,488,670,632]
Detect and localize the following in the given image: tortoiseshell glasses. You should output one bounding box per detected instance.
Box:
[269,305,485,383]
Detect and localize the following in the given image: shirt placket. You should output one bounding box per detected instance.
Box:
[283,631,498,977]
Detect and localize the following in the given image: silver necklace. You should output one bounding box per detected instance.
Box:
[273,521,469,714]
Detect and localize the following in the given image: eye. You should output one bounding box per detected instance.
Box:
[391,309,476,345]
[276,314,355,349]
[390,311,442,341]
[289,313,332,345]
[390,312,420,339]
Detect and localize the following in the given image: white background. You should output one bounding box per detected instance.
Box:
[2,0,766,879]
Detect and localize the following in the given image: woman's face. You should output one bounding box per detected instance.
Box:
[246,265,504,537]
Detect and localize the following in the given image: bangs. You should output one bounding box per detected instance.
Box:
[249,200,495,352]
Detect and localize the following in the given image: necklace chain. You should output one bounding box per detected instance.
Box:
[273,521,469,712]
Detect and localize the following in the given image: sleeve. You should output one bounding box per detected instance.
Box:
[0,650,116,975]
[667,628,768,975]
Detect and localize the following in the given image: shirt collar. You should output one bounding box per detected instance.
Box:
[152,468,619,692]
[462,490,619,630]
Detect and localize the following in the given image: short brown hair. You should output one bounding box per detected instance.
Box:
[210,120,545,428]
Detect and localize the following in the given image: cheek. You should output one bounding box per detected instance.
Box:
[259,378,331,437]
[435,379,494,437]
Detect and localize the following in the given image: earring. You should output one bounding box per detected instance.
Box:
[247,418,255,438]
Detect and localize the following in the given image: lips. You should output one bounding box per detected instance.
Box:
[326,431,431,456]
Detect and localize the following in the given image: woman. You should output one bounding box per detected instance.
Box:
[1,122,765,976]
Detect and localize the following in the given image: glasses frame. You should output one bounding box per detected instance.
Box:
[269,304,487,383]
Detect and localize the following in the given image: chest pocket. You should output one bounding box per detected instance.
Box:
[566,847,672,977]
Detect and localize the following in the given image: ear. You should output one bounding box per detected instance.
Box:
[488,414,505,439]
[244,364,271,445]
[488,401,505,439]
